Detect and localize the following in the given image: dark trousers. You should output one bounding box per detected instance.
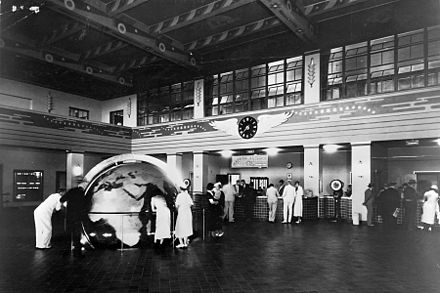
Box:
[403,202,417,230]
[68,221,82,253]
[334,197,341,220]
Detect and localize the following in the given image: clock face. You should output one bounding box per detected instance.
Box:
[286,162,293,169]
[238,116,258,139]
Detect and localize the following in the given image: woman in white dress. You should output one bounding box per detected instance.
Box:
[175,186,194,248]
[293,181,304,224]
[34,190,65,249]
[151,193,171,245]
[421,185,439,231]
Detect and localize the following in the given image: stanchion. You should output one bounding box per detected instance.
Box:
[202,208,205,241]
[120,214,124,253]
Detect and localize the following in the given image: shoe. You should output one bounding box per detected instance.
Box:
[367,224,375,227]
[217,231,224,237]
[282,221,287,224]
[176,244,185,248]
[295,221,301,224]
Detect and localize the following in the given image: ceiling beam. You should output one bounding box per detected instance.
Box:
[113,55,158,73]
[107,0,152,17]
[40,22,85,46]
[305,0,371,16]
[0,38,133,87]
[82,40,128,60]
[148,0,256,35]
[258,0,316,44]
[47,0,198,69]
[185,17,281,51]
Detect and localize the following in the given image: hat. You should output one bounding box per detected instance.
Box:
[431,184,438,191]
[214,182,222,188]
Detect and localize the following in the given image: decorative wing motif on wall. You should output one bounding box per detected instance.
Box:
[257,112,293,136]
[209,118,239,137]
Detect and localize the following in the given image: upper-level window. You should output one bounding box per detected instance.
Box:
[397,29,425,90]
[428,25,440,86]
[345,42,368,98]
[137,81,194,126]
[286,56,303,106]
[69,107,89,120]
[205,56,304,117]
[322,25,439,101]
[110,110,123,126]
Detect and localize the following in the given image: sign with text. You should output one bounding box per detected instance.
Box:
[14,170,44,202]
[231,154,268,168]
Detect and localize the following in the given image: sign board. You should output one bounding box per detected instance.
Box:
[14,170,44,202]
[231,154,268,168]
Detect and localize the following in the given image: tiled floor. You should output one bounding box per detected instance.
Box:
[1,207,440,293]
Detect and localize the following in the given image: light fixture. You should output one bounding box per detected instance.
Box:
[323,144,340,153]
[265,147,280,156]
[220,150,234,158]
[435,138,440,146]
[72,165,83,177]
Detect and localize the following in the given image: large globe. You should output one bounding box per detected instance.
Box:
[82,154,181,248]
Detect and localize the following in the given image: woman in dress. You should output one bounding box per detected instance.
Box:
[151,189,171,245]
[206,182,224,238]
[421,184,439,231]
[293,181,304,224]
[175,185,194,248]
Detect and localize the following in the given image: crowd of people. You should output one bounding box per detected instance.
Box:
[364,180,440,231]
[33,177,440,258]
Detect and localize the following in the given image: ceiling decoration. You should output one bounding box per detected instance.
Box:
[1,0,439,100]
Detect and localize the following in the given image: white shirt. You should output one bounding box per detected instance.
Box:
[282,184,295,200]
[223,183,236,202]
[266,186,279,203]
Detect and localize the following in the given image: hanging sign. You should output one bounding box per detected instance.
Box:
[231,154,268,168]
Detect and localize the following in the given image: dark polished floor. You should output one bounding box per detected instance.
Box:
[1,208,440,293]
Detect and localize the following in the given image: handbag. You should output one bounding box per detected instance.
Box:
[392,208,400,218]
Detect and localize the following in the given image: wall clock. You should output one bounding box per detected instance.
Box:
[238,116,258,139]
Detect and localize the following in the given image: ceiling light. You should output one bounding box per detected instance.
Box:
[220,150,234,158]
[323,144,340,153]
[435,138,440,146]
[265,147,280,156]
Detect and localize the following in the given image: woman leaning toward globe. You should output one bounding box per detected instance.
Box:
[150,187,171,247]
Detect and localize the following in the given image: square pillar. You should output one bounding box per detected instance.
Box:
[304,51,321,105]
[193,152,209,193]
[66,152,84,189]
[167,153,183,173]
[304,145,320,196]
[194,79,204,119]
[351,142,371,222]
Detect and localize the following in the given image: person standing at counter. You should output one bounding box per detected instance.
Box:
[363,183,375,227]
[266,184,279,222]
[293,181,304,224]
[377,183,400,227]
[402,180,418,231]
[420,185,439,232]
[241,180,257,221]
[282,180,295,223]
[34,189,65,249]
[222,181,236,223]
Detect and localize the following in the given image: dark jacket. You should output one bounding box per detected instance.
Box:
[60,186,86,227]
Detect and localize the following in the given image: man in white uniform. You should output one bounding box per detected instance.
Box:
[34,189,65,249]
[282,180,295,223]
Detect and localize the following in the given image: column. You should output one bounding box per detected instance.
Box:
[193,152,209,194]
[351,142,371,222]
[304,145,320,196]
[66,152,84,190]
[304,50,321,105]
[194,79,204,119]
[167,153,183,174]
